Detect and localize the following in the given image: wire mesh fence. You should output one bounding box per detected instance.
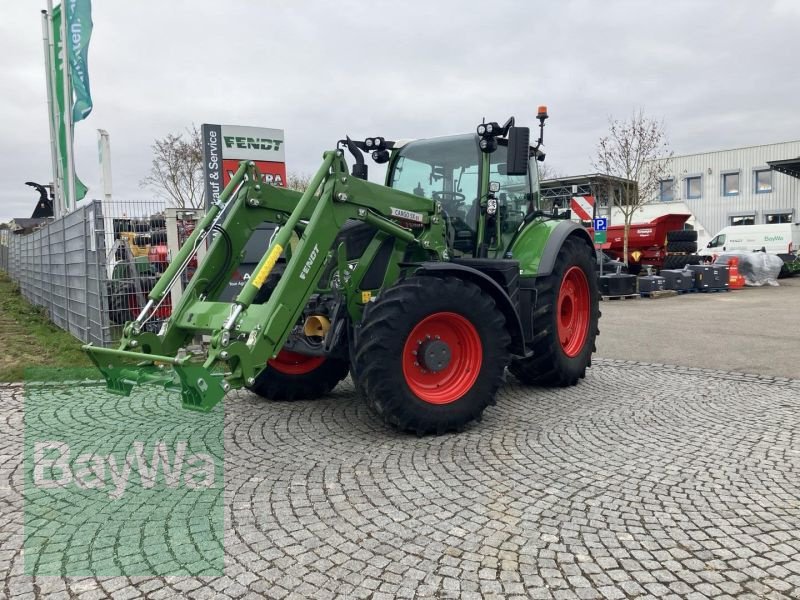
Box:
[1,202,107,345]
[98,198,171,339]
[0,198,199,347]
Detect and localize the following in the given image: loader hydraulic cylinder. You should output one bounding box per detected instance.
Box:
[233,151,336,309]
[147,161,250,302]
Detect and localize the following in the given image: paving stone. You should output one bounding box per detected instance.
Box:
[2,363,799,597]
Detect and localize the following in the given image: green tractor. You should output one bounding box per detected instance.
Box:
[84,109,600,434]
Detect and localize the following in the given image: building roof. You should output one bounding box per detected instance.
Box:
[650,139,800,162]
[767,157,800,180]
[541,173,634,186]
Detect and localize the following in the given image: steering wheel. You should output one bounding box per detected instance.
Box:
[432,191,466,204]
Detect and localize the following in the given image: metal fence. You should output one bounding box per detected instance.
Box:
[0,229,9,273]
[0,199,169,347]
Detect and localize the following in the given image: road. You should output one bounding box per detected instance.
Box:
[597,276,800,379]
[2,360,799,598]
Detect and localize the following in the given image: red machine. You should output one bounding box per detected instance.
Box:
[604,214,691,272]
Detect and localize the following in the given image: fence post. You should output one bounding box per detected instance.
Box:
[65,217,71,333]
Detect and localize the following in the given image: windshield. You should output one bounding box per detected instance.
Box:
[389,133,533,255]
[390,134,480,203]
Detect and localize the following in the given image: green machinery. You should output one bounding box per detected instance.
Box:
[84,110,600,434]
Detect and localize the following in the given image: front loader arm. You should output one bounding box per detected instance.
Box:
[84,150,448,411]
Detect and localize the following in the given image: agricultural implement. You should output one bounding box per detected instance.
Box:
[84,110,601,434]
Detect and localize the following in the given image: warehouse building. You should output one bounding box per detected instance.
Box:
[645,140,800,242]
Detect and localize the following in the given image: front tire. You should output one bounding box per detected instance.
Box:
[510,236,600,386]
[249,351,350,401]
[248,263,349,401]
[355,276,510,434]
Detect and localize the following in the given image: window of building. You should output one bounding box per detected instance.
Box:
[722,172,739,196]
[765,212,793,224]
[730,215,754,226]
[686,176,701,199]
[659,179,674,202]
[755,169,773,194]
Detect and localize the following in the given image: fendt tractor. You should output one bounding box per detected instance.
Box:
[84,108,601,434]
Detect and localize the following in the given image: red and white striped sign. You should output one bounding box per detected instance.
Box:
[570,195,595,221]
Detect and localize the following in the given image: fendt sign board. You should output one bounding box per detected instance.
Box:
[200,124,286,300]
[201,124,286,208]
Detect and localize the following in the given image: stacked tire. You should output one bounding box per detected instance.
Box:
[663,229,702,270]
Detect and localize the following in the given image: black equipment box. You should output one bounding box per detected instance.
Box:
[638,275,666,293]
[687,264,730,290]
[660,269,694,291]
[600,273,637,296]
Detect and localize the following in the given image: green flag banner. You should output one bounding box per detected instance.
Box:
[52,4,88,203]
[66,0,93,122]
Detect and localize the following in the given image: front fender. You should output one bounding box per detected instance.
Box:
[414,262,527,357]
[509,219,595,277]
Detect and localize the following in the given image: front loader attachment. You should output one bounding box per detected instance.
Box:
[84,345,227,412]
[84,147,446,412]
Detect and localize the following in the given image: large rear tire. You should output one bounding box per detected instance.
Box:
[355,276,510,435]
[510,236,600,386]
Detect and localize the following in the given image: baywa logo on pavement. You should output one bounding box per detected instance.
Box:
[23,371,224,577]
[32,440,216,500]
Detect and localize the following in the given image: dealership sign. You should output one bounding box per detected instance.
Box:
[201,124,286,208]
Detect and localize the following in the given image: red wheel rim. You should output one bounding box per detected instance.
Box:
[557,266,591,357]
[402,312,482,405]
[269,349,325,375]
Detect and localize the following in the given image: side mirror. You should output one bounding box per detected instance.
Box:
[506,127,530,176]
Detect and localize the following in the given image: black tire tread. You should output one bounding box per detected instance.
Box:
[354,276,510,435]
[509,236,600,387]
[666,229,698,242]
[666,240,698,253]
[662,254,703,270]
[249,358,350,401]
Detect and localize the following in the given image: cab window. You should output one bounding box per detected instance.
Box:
[389,134,481,253]
[709,234,726,248]
[489,145,530,233]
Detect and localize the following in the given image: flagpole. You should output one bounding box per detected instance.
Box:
[41,8,62,218]
[59,0,77,212]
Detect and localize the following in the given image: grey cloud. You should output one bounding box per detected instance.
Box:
[1,0,798,221]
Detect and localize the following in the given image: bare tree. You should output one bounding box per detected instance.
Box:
[286,172,312,192]
[142,125,205,209]
[537,162,564,180]
[592,109,672,266]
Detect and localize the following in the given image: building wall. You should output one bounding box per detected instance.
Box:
[645,140,800,240]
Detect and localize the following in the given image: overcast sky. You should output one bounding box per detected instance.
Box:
[1,0,799,221]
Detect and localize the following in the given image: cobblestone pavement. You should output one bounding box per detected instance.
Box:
[2,359,799,599]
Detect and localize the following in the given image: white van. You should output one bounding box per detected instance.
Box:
[700,223,800,260]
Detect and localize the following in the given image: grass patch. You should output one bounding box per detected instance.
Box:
[0,271,92,382]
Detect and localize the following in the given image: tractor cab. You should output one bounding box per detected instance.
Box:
[384,115,545,258]
[388,134,537,256]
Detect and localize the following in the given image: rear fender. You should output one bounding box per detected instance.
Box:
[414,262,527,356]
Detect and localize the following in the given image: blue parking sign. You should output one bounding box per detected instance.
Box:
[593,217,608,231]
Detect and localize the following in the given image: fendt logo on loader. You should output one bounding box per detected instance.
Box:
[299,244,320,280]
